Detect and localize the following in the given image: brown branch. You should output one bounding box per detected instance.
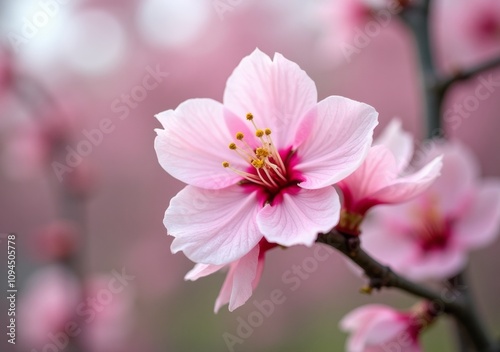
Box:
[316,229,497,352]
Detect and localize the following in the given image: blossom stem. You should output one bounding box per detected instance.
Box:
[399,4,500,139]
[316,229,497,352]
[437,56,500,94]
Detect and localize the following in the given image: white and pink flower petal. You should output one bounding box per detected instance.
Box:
[154,98,246,189]
[165,185,263,265]
[418,140,479,214]
[454,180,500,249]
[223,48,318,148]
[404,243,467,281]
[374,118,414,172]
[184,263,224,281]
[256,187,340,247]
[370,155,442,205]
[294,95,378,189]
[214,245,261,312]
[338,146,398,212]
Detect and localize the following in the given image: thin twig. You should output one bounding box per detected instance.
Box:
[437,56,500,93]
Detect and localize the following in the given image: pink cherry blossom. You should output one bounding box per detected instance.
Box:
[340,304,431,352]
[336,119,442,234]
[362,140,500,281]
[434,0,500,68]
[81,275,135,352]
[155,48,378,265]
[185,239,277,312]
[18,265,81,349]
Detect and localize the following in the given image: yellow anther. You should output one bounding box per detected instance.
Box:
[251,159,264,168]
[246,113,254,120]
[256,147,269,157]
[255,129,264,137]
[359,286,373,295]
[229,143,237,150]
[235,132,244,140]
[265,128,272,135]
[222,161,230,168]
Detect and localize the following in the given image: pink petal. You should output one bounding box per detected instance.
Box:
[361,214,417,269]
[165,185,263,265]
[257,187,340,247]
[374,119,413,172]
[340,304,396,331]
[184,263,224,281]
[294,96,378,189]
[370,155,442,204]
[214,245,260,312]
[403,243,467,281]
[454,179,500,249]
[417,140,479,214]
[364,318,407,346]
[341,305,400,352]
[338,146,398,208]
[223,48,318,148]
[154,98,245,189]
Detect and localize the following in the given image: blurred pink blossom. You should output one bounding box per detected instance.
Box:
[155,48,378,266]
[435,0,500,68]
[336,119,442,234]
[18,265,81,349]
[340,304,430,352]
[314,0,405,65]
[81,275,135,352]
[32,220,80,261]
[362,140,500,280]
[185,239,277,312]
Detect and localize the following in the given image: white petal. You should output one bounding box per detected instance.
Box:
[214,246,260,312]
[257,187,340,246]
[154,98,245,189]
[184,263,224,281]
[223,48,318,148]
[371,156,442,204]
[294,96,378,189]
[166,185,263,265]
[375,118,414,171]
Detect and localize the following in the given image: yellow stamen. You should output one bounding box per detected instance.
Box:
[251,159,264,168]
[256,147,269,158]
[223,112,289,190]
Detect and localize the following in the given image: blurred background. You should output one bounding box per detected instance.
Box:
[0,0,499,351]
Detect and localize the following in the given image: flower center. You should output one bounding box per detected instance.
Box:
[409,196,450,252]
[222,113,297,195]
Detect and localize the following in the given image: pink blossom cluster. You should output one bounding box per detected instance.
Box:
[155,49,500,350]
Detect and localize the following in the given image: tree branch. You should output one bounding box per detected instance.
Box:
[316,229,496,352]
[437,56,500,93]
